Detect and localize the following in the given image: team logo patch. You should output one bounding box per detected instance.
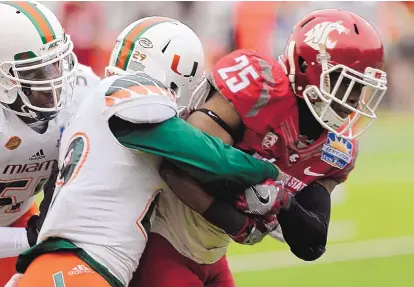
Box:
[321,132,353,169]
[57,133,89,187]
[303,21,350,51]
[138,38,153,49]
[5,136,22,150]
[289,153,300,163]
[261,132,278,150]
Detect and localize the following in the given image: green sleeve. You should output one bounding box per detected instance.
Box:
[114,117,278,185]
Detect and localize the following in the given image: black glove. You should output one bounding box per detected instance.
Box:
[25,214,40,247]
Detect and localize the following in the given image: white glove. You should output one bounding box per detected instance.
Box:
[236,180,287,216]
[0,227,30,258]
[269,224,286,243]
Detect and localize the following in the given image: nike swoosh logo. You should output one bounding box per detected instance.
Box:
[304,167,325,177]
[252,186,270,204]
[207,110,218,119]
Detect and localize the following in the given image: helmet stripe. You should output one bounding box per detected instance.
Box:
[115,17,176,71]
[2,1,56,44]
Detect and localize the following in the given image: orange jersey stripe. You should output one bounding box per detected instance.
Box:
[115,17,175,70]
[5,1,56,44]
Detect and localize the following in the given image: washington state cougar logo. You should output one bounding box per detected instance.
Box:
[303,21,350,51]
[261,132,278,150]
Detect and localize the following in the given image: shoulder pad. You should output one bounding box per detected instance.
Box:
[103,74,178,124]
[74,64,101,88]
[210,49,291,118]
[68,64,101,110]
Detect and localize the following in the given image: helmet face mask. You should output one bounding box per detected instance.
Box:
[303,63,387,139]
[282,9,387,139]
[0,2,78,122]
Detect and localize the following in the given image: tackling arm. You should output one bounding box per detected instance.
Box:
[159,160,277,245]
[109,115,279,186]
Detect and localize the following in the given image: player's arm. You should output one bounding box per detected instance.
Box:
[0,161,59,258]
[159,160,277,245]
[278,153,357,260]
[279,146,359,260]
[0,227,31,258]
[186,88,242,145]
[275,178,338,261]
[109,115,279,186]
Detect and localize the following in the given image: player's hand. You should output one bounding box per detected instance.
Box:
[235,179,291,216]
[231,214,279,245]
[178,106,190,120]
[269,224,286,243]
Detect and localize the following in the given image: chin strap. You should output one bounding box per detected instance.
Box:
[317,43,331,95]
[286,41,297,94]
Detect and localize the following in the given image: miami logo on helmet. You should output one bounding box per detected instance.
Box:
[303,21,350,51]
[171,54,199,78]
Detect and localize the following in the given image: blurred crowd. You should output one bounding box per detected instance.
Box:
[43,1,414,112]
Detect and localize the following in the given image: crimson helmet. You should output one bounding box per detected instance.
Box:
[280,9,387,139]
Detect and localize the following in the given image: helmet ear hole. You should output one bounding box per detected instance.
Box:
[170,82,178,93]
[162,40,171,53]
[300,17,315,28]
[354,24,359,35]
[299,56,308,74]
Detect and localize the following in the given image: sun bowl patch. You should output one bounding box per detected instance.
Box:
[321,132,353,169]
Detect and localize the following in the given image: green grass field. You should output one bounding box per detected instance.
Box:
[35,111,414,287]
[227,111,414,287]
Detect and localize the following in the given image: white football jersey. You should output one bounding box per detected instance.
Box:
[38,74,177,285]
[0,65,100,227]
[0,109,60,227]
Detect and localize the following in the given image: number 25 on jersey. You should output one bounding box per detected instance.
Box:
[217,55,259,93]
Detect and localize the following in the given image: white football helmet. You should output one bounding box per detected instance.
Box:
[106,16,205,101]
[0,1,77,121]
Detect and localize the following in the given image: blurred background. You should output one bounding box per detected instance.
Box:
[42,1,414,286]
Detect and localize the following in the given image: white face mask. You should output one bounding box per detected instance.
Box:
[0,37,78,121]
[302,47,387,140]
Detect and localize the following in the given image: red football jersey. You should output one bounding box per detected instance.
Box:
[210,49,358,193]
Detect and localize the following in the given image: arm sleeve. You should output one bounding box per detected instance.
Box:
[278,181,331,261]
[109,116,279,185]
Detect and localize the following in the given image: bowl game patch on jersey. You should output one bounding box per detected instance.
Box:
[321,132,354,169]
[5,136,22,150]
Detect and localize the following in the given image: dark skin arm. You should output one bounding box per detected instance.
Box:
[161,91,288,213]
[186,91,240,145]
[160,91,240,215]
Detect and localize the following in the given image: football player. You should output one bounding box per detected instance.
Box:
[12,17,282,287]
[0,1,81,285]
[0,63,101,255]
[131,9,388,287]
